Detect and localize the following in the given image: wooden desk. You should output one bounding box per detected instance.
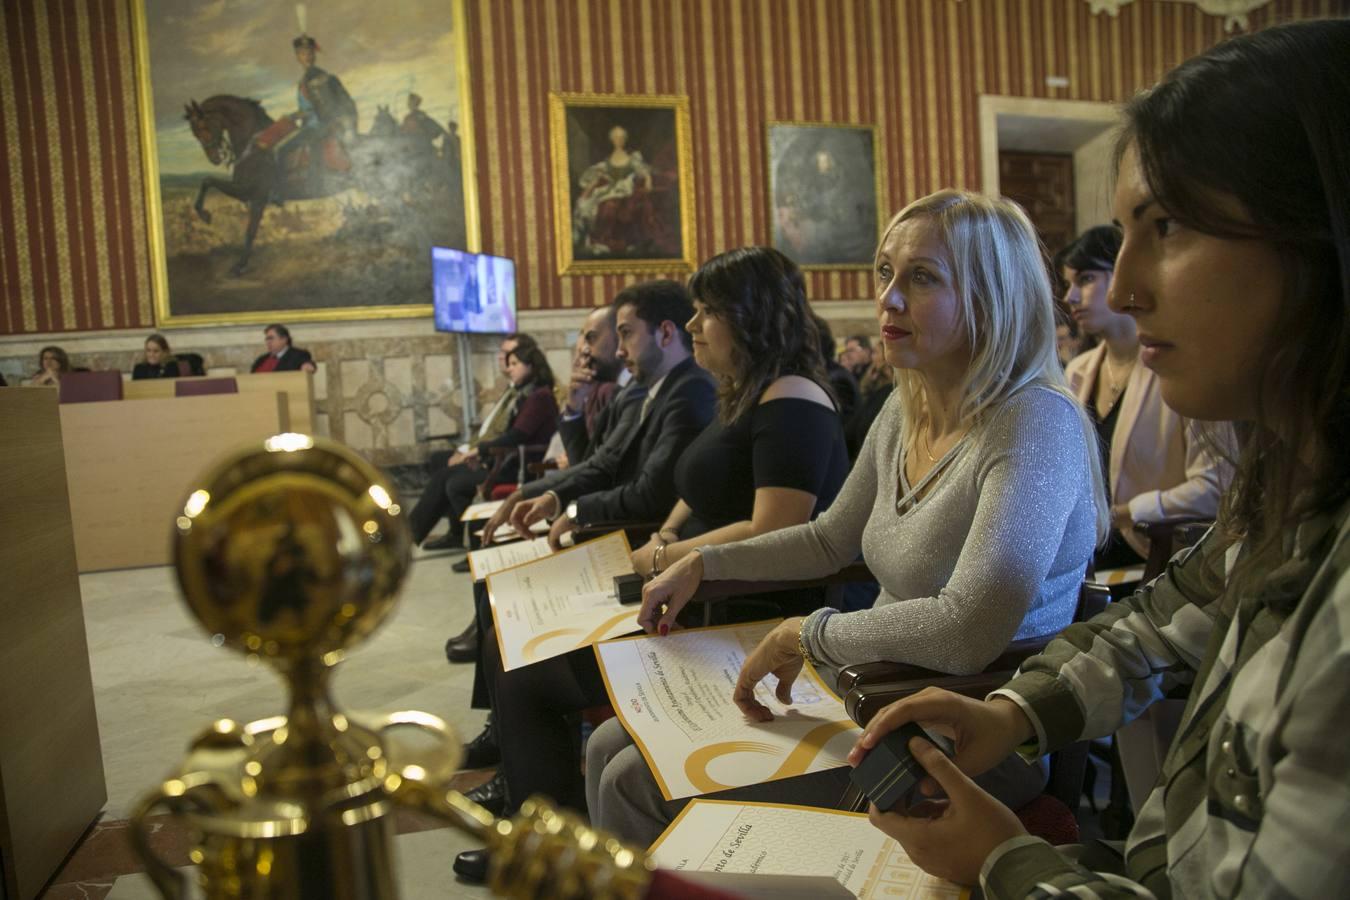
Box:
[0,389,107,900]
[60,391,289,572]
[123,370,315,434]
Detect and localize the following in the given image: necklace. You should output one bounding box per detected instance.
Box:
[921,429,939,462]
[1099,353,1136,406]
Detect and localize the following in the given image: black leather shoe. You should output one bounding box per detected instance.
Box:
[464,772,508,817]
[461,717,500,769]
[422,533,457,551]
[453,848,490,884]
[444,619,478,664]
[451,558,471,573]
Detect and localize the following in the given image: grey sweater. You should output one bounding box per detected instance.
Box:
[699,385,1099,675]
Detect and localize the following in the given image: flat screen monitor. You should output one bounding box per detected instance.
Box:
[431,247,518,335]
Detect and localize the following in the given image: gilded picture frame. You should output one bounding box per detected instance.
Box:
[549,92,696,276]
[131,0,481,327]
[766,122,883,270]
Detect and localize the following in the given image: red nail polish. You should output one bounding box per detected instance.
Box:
[659,623,670,636]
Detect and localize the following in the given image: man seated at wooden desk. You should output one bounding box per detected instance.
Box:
[251,324,317,374]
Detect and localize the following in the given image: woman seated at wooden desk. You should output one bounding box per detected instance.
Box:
[26,346,70,386]
[131,334,181,380]
[587,189,1108,846]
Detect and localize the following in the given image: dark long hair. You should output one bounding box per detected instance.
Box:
[506,342,555,391]
[688,246,829,423]
[38,345,70,374]
[1117,20,1350,564]
[1061,225,1123,274]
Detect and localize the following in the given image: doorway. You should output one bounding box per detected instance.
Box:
[979,96,1120,255]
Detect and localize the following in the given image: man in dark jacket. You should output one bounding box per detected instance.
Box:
[250,324,316,373]
[508,280,715,548]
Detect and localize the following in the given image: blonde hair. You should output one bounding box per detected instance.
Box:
[882,189,1108,542]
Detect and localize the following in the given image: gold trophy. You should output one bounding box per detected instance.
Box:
[129,435,654,899]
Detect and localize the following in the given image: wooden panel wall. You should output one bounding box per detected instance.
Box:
[1,0,1344,334]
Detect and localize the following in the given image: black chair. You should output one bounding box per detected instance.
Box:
[176,352,206,376]
[1135,517,1213,582]
[836,581,1112,845]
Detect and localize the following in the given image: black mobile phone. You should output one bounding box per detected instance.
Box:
[848,722,955,812]
[613,573,645,605]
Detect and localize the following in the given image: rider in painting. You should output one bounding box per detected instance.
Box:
[275,33,357,194]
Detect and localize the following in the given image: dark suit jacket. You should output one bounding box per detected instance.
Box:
[556,380,627,466]
[250,347,315,373]
[549,356,716,525]
[525,381,648,502]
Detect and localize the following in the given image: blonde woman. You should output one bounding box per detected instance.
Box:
[586,190,1109,846]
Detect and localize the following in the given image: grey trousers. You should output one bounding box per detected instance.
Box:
[585,716,1050,848]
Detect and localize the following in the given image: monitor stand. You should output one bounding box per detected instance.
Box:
[456,332,479,437]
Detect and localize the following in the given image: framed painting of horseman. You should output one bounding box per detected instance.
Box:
[131,0,480,326]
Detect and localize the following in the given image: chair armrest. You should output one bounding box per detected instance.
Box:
[689,561,875,605]
[527,461,560,476]
[572,521,667,548]
[1135,518,1213,581]
[845,670,1017,726]
[1132,516,1212,539]
[835,636,1049,696]
[486,443,549,460]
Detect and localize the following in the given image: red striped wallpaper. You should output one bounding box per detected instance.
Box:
[1,0,1344,333]
[1,0,152,335]
[466,0,1346,311]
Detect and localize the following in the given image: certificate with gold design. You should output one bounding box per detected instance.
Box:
[487,530,637,671]
[593,621,858,801]
[459,499,505,522]
[650,800,967,899]
[468,535,554,582]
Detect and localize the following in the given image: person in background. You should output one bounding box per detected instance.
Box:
[1055,317,1088,369]
[1061,224,1231,570]
[419,333,537,552]
[839,333,873,380]
[591,190,1107,848]
[480,314,637,551]
[814,313,857,421]
[557,305,629,465]
[250,324,316,373]
[846,350,896,462]
[854,21,1350,897]
[408,342,557,547]
[28,346,71,386]
[132,334,181,380]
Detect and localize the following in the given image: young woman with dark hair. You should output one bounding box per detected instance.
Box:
[627,246,849,579]
[407,343,557,545]
[1060,225,1232,570]
[854,21,1350,897]
[29,346,70,386]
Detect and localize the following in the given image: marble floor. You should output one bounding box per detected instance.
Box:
[43,545,497,899]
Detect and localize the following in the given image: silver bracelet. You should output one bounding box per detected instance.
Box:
[652,543,667,575]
